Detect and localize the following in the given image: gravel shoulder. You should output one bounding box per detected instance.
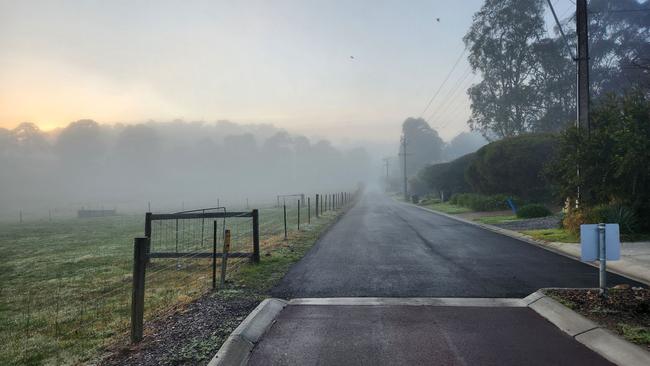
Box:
[100,291,261,366]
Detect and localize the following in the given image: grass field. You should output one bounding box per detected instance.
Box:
[0,201,340,365]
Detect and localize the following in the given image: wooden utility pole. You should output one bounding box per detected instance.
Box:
[399,136,409,201]
[576,0,590,133]
[382,158,390,179]
[575,0,590,207]
[382,157,390,191]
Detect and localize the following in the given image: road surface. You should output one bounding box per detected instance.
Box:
[248,304,613,366]
[272,192,638,298]
[248,192,638,365]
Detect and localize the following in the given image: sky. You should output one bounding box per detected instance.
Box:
[0,0,576,143]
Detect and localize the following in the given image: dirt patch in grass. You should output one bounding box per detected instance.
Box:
[545,288,650,351]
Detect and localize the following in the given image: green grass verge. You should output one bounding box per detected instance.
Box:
[421,202,472,214]
[234,212,338,292]
[521,228,578,243]
[474,215,518,225]
[619,324,650,345]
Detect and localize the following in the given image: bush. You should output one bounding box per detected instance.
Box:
[589,204,638,234]
[466,134,558,202]
[604,205,638,234]
[549,91,650,232]
[516,204,552,218]
[419,194,441,205]
[562,209,585,235]
[449,193,520,212]
[562,204,638,235]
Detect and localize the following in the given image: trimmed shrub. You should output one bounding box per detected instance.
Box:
[516,204,552,218]
[418,153,475,199]
[466,134,558,202]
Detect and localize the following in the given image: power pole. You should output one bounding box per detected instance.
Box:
[576,0,590,134]
[546,0,590,208]
[575,0,590,207]
[399,135,410,201]
[382,158,390,179]
[382,157,390,191]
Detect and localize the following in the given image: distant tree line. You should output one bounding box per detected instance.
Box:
[0,120,371,212]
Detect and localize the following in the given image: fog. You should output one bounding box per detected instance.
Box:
[0,119,373,218]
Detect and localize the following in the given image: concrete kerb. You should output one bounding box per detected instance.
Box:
[207,298,288,366]
[288,297,525,307]
[410,203,650,287]
[528,290,650,366]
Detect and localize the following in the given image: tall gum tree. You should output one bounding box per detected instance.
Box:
[463,0,547,139]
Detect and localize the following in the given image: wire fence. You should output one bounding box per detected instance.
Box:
[0,191,356,365]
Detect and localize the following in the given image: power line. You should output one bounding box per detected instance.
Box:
[418,47,467,118]
[434,73,478,131]
[427,65,473,123]
[547,0,577,60]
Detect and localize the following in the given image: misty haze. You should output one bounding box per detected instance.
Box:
[1,1,649,366]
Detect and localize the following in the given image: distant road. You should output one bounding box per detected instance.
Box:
[272,192,639,298]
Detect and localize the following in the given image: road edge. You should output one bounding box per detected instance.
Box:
[207,298,287,366]
[207,199,359,365]
[411,203,650,286]
[527,290,650,366]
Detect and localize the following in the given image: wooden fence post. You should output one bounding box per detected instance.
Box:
[220,230,231,287]
[212,220,217,288]
[308,197,311,224]
[283,204,288,240]
[144,212,152,265]
[131,237,148,343]
[252,209,260,263]
[315,194,319,218]
[297,199,301,231]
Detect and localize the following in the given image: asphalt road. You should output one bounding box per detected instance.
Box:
[248,305,614,366]
[272,192,639,298]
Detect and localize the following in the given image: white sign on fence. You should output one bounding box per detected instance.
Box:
[580,224,621,262]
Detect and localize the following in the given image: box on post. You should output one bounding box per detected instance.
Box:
[580,224,621,262]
